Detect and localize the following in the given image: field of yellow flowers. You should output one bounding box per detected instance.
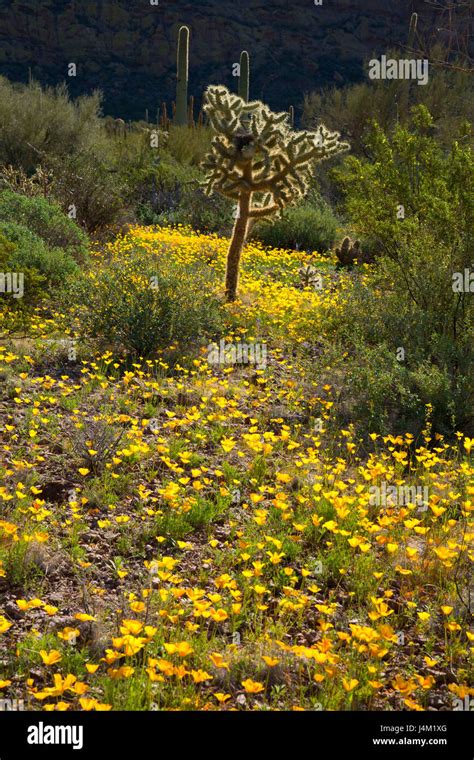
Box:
[0,226,472,712]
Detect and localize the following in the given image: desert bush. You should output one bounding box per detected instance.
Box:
[318,107,473,435]
[251,200,338,253]
[0,222,78,313]
[0,78,104,172]
[166,125,213,165]
[71,250,224,358]
[134,157,233,233]
[44,152,127,233]
[0,190,89,263]
[302,51,473,155]
[0,78,130,232]
[302,53,473,207]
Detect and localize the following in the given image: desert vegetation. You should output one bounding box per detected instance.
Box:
[0,14,472,715]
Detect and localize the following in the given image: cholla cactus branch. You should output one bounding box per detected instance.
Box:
[202,86,349,300]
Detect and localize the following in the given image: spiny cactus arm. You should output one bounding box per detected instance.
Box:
[248,203,279,218]
[251,130,348,192]
[246,192,279,218]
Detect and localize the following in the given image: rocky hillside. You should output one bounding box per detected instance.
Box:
[0,0,446,120]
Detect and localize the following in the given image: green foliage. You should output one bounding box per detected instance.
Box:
[114,127,217,230]
[0,77,104,173]
[175,26,190,127]
[324,108,473,435]
[0,77,130,232]
[0,190,89,263]
[131,146,233,233]
[72,250,225,358]
[303,54,473,156]
[0,221,78,310]
[45,152,126,233]
[165,125,213,165]
[252,201,338,253]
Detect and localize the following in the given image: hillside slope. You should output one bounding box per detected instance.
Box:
[0,0,443,119]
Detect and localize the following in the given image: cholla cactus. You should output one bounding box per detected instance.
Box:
[298,264,320,289]
[202,85,349,300]
[335,236,372,267]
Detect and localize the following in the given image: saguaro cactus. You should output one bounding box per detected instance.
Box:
[175,25,190,126]
[188,95,195,127]
[202,85,349,301]
[400,13,419,121]
[407,12,418,50]
[238,51,250,102]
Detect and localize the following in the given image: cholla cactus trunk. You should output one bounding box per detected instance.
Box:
[225,166,252,300]
[238,51,250,102]
[175,26,189,126]
[225,199,251,300]
[202,86,349,301]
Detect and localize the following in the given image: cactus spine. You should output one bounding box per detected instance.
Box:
[175,25,190,126]
[238,51,250,102]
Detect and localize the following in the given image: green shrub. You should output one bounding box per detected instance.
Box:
[0,78,104,173]
[134,157,233,234]
[0,190,89,263]
[0,222,78,311]
[302,52,473,155]
[71,250,225,358]
[166,125,213,166]
[319,108,473,436]
[252,201,338,253]
[45,152,127,233]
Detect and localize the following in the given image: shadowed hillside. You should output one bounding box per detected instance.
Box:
[0,0,453,119]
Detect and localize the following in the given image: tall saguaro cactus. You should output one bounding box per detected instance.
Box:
[407,12,418,50]
[175,25,190,126]
[400,12,418,121]
[202,86,349,301]
[238,51,250,102]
